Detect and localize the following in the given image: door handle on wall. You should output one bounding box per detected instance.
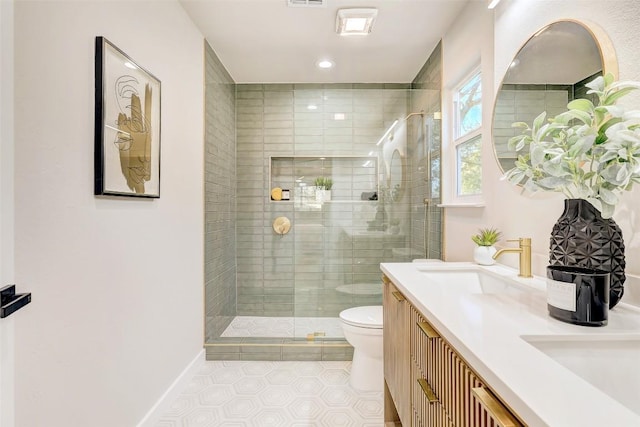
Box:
[1,284,32,318]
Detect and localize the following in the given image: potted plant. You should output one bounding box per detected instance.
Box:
[504,73,640,308]
[314,177,333,202]
[471,227,501,265]
[505,73,640,218]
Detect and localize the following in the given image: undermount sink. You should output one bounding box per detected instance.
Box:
[522,335,640,416]
[416,266,535,296]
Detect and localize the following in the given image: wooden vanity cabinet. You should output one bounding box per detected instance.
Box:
[383,275,411,425]
[383,274,524,427]
[410,305,454,427]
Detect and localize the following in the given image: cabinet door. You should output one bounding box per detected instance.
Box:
[471,386,524,427]
[448,351,485,427]
[442,339,523,427]
[411,356,455,427]
[410,306,455,427]
[411,307,445,400]
[383,275,411,425]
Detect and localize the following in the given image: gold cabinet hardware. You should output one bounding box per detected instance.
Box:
[417,321,439,339]
[417,378,438,403]
[472,387,522,427]
[392,291,405,302]
[382,275,390,284]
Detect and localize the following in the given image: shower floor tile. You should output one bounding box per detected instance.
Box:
[155,360,383,427]
[221,316,344,339]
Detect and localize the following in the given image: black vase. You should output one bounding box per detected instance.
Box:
[549,199,625,309]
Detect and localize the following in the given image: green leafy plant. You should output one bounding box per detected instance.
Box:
[505,73,640,218]
[314,177,333,190]
[471,227,502,247]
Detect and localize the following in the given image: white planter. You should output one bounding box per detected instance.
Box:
[315,189,332,202]
[473,246,497,265]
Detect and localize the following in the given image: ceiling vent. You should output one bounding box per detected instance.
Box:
[287,0,326,8]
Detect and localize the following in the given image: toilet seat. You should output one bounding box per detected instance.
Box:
[339,306,383,329]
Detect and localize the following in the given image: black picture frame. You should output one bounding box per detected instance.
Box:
[94,36,161,198]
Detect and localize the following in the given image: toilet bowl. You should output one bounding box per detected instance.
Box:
[339,305,383,391]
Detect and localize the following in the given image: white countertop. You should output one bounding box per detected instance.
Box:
[381,262,640,427]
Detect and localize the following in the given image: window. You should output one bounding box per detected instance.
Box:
[453,70,482,197]
[456,135,482,195]
[455,71,482,138]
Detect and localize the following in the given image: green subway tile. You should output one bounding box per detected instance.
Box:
[241,353,283,361]
[207,352,242,361]
[206,344,242,354]
[322,345,354,361]
[282,346,323,361]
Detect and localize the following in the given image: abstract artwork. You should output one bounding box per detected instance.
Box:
[94,36,161,197]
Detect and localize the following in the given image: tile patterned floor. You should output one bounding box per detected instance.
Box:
[221,317,344,339]
[155,360,383,427]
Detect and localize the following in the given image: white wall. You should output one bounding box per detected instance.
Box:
[1,1,16,425]
[441,1,495,261]
[443,0,640,303]
[13,1,204,426]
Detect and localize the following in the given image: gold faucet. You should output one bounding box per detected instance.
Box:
[492,237,532,278]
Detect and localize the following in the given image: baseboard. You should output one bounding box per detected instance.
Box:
[136,348,205,427]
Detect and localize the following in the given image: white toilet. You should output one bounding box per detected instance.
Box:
[339,305,383,391]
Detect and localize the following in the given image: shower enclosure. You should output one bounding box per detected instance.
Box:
[204,41,443,360]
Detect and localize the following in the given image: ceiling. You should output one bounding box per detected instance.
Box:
[179,0,471,83]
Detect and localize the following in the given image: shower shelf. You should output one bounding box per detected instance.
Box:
[269,156,378,203]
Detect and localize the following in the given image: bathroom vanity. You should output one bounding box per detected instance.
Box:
[381,262,640,427]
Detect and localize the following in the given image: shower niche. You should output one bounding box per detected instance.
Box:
[269,156,379,206]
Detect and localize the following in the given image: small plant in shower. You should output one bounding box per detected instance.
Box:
[314,177,333,202]
[314,177,333,190]
[471,227,502,266]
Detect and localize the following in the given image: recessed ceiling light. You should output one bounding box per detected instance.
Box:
[336,8,378,36]
[317,60,334,69]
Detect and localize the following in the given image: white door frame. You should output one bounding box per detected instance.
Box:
[0,0,15,426]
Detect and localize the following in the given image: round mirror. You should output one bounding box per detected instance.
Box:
[492,20,617,173]
[389,149,405,202]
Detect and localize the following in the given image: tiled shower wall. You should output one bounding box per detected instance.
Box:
[235,84,412,319]
[409,42,443,260]
[203,45,444,346]
[493,85,568,171]
[204,43,237,340]
[494,72,601,172]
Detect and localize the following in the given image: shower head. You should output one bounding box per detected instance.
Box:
[403,111,424,121]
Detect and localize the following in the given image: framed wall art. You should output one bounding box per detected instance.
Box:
[94,36,161,198]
